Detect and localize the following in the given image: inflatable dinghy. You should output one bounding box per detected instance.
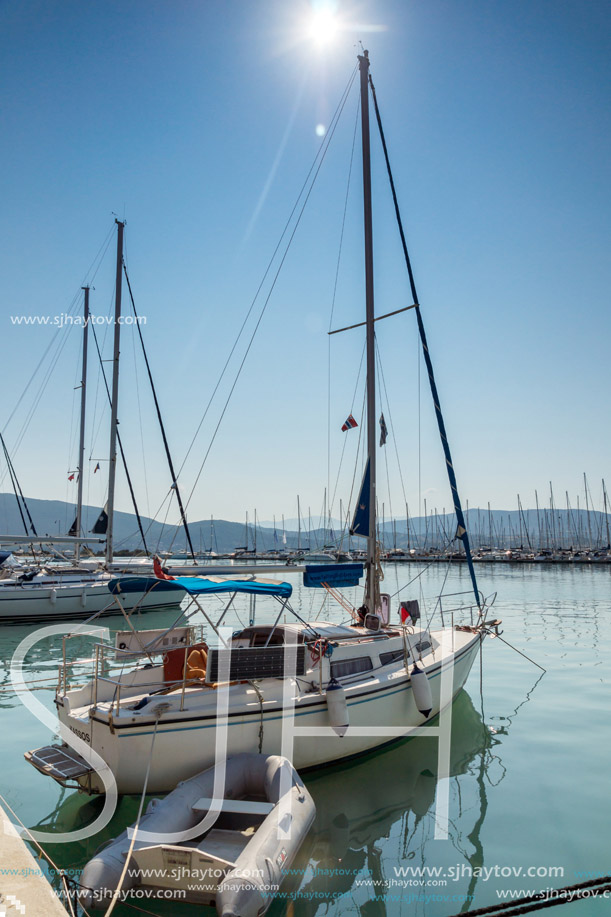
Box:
[79,753,315,917]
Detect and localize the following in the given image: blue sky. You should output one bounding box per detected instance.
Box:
[1,0,610,531]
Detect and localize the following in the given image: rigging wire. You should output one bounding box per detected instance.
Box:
[180,67,359,519]
[63,336,84,532]
[87,287,115,463]
[0,226,117,490]
[327,90,361,504]
[175,65,358,494]
[331,377,366,551]
[368,71,481,609]
[122,262,195,559]
[89,321,149,554]
[375,338,408,509]
[0,432,37,536]
[123,244,152,521]
[329,340,366,521]
[374,344,394,537]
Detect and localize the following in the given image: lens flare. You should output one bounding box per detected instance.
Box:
[308,5,339,47]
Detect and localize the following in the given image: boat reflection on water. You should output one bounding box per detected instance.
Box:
[282,689,506,915]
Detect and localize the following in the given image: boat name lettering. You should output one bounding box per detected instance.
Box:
[69,726,91,743]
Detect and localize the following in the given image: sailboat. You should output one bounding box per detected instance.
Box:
[25,51,499,794]
[0,225,185,623]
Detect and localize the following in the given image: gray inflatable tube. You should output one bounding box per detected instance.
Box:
[79,753,316,917]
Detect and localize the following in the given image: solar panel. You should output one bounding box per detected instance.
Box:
[206,645,306,682]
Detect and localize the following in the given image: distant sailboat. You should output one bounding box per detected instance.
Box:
[0,226,185,623]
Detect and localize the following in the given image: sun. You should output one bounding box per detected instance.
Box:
[308,4,340,47]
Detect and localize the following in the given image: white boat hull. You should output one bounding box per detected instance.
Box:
[56,629,481,794]
[0,575,184,623]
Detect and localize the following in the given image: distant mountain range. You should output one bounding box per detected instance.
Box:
[1,493,609,553]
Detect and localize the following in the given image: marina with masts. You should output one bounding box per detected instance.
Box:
[1,5,610,917]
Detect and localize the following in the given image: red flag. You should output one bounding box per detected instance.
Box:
[341,414,358,432]
[68,473,75,481]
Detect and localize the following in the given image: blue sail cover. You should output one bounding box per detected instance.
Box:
[108,575,292,599]
[303,563,363,588]
[350,460,371,537]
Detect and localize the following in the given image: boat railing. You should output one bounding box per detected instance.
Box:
[59,623,207,695]
[59,628,234,713]
[435,590,486,627]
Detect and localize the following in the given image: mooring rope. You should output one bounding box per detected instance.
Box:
[247,680,265,753]
[102,719,160,917]
[444,875,611,916]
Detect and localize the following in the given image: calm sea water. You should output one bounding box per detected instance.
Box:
[1,562,610,916]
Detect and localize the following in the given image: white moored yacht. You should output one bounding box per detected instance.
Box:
[26,568,492,795]
[24,50,500,798]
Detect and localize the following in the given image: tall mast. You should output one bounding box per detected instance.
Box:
[405,502,411,552]
[75,286,90,564]
[584,473,593,550]
[603,479,610,549]
[297,495,301,552]
[105,219,124,565]
[549,482,557,548]
[359,50,378,612]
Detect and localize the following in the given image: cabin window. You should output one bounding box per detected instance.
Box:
[330,656,373,679]
[251,632,284,647]
[414,640,431,653]
[379,649,406,666]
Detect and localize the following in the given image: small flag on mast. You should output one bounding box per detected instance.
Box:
[94,462,100,473]
[68,473,75,482]
[341,414,358,432]
[379,413,388,446]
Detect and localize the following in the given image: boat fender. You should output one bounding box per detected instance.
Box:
[80,589,87,608]
[49,588,57,606]
[410,664,433,718]
[411,770,437,817]
[325,677,349,737]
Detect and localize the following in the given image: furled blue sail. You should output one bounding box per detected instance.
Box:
[350,460,371,537]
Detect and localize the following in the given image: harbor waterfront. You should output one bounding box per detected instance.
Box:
[1,561,610,916]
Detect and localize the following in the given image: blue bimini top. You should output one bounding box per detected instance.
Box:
[108,574,292,599]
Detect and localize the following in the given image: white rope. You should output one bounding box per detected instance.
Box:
[102,719,159,917]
